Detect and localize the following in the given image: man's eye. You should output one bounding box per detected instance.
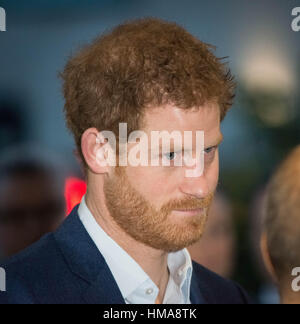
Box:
[163,152,177,160]
[204,146,216,154]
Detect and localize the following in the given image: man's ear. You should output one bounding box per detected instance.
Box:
[81,128,114,174]
[260,232,278,284]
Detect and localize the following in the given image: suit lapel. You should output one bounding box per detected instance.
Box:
[54,205,125,304]
[82,266,125,304]
[190,261,207,304]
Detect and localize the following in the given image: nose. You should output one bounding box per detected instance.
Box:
[179,174,210,199]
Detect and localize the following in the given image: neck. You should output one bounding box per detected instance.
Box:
[85,188,170,299]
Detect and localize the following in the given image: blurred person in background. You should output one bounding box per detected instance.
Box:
[248,186,280,304]
[0,144,66,258]
[261,145,300,304]
[188,190,236,278]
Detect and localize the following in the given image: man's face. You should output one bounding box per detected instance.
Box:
[104,103,222,252]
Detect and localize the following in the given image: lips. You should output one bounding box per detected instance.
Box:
[173,206,204,211]
[172,207,204,216]
[174,208,203,211]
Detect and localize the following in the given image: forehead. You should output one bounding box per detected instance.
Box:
[142,103,221,140]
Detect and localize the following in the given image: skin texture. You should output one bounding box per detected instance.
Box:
[82,103,222,303]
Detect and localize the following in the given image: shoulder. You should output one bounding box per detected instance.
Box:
[192,261,252,304]
[0,233,66,304]
[0,231,60,271]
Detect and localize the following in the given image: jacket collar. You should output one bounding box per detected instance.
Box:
[53,205,125,304]
[190,261,207,304]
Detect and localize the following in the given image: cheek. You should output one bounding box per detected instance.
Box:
[125,165,178,204]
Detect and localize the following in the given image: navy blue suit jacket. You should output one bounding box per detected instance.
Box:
[0,205,251,304]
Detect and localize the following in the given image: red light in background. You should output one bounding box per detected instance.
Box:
[64,177,87,216]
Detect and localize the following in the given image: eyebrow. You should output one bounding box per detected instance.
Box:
[148,133,224,152]
[207,134,224,148]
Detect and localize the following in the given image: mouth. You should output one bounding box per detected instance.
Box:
[172,207,204,216]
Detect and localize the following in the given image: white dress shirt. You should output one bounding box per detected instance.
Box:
[78,195,193,304]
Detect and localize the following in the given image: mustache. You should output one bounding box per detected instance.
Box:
[160,192,214,213]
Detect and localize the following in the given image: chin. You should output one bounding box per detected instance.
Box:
[154,229,205,252]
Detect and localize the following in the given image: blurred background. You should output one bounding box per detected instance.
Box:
[0,0,299,303]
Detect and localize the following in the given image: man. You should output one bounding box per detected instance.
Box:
[261,145,300,304]
[0,18,250,304]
